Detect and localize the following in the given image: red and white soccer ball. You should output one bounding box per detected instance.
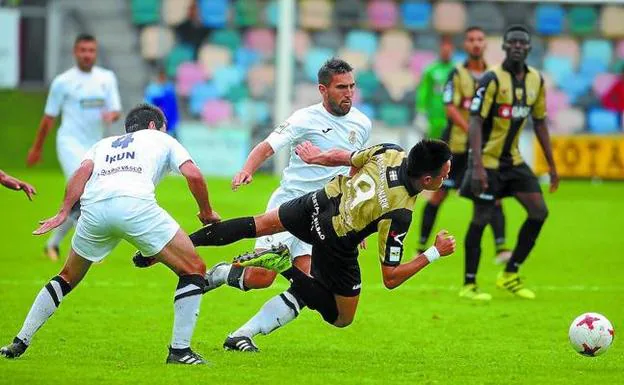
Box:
[568,312,615,357]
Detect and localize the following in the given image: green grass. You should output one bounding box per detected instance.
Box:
[0,170,622,384]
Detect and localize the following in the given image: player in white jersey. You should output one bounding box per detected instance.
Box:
[26,34,122,261]
[1,104,219,365]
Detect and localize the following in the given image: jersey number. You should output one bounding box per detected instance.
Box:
[350,174,376,210]
[111,134,134,149]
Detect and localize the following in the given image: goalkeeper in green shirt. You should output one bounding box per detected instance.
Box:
[415,36,455,139]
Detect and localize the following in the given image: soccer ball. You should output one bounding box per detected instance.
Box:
[568,312,615,357]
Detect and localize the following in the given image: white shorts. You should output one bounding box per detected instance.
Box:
[56,137,92,179]
[254,188,312,259]
[72,197,179,262]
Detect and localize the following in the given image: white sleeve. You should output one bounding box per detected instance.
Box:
[168,138,193,173]
[44,77,65,117]
[265,120,300,152]
[106,72,122,112]
[362,118,372,148]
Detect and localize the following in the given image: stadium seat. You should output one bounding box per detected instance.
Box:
[247,64,275,98]
[337,49,369,71]
[234,47,262,71]
[333,0,362,28]
[409,50,436,75]
[162,0,192,26]
[198,44,232,76]
[527,36,546,68]
[553,107,585,134]
[313,30,344,51]
[225,83,249,103]
[601,5,624,38]
[304,47,334,82]
[367,0,399,30]
[467,3,504,33]
[616,40,624,59]
[235,99,271,124]
[588,108,620,134]
[140,26,175,60]
[294,30,311,62]
[379,30,412,55]
[374,49,408,76]
[593,74,619,98]
[355,103,376,120]
[198,0,228,28]
[500,2,531,26]
[189,82,221,116]
[568,6,597,36]
[379,103,410,127]
[581,40,613,68]
[165,44,195,78]
[614,59,624,74]
[300,0,333,30]
[579,57,608,79]
[212,66,245,95]
[265,0,279,28]
[356,70,380,101]
[542,56,574,87]
[545,88,569,118]
[131,0,160,25]
[201,99,233,125]
[432,2,465,33]
[292,82,320,110]
[414,33,439,52]
[176,62,206,97]
[234,0,259,27]
[345,30,378,57]
[559,73,592,104]
[548,37,580,65]
[210,30,242,52]
[244,28,276,57]
[484,36,505,65]
[401,1,431,30]
[379,69,416,103]
[535,4,565,36]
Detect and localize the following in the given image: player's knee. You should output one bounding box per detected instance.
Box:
[180,254,206,276]
[333,315,354,328]
[529,205,549,221]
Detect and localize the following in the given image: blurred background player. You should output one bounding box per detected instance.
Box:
[460,25,559,300]
[144,67,179,138]
[1,104,217,364]
[26,33,122,261]
[417,27,511,287]
[415,35,455,139]
[0,170,36,201]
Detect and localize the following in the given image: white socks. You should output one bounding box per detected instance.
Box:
[232,291,301,338]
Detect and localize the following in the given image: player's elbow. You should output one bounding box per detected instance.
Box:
[382,275,400,290]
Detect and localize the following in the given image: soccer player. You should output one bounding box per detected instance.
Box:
[418,27,511,301]
[460,25,559,300]
[0,170,36,200]
[27,33,122,261]
[415,35,455,139]
[186,139,456,351]
[1,104,218,364]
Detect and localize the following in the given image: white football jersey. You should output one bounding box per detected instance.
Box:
[265,103,371,206]
[45,66,122,148]
[80,129,192,205]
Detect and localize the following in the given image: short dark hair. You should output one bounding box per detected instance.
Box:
[465,26,485,35]
[318,58,353,86]
[504,24,531,41]
[406,139,452,178]
[74,33,96,46]
[125,103,166,133]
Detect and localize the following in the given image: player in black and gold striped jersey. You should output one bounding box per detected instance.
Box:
[186,140,455,348]
[417,26,511,273]
[460,25,559,300]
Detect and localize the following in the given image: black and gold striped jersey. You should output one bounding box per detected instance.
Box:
[469,62,546,169]
[323,144,419,266]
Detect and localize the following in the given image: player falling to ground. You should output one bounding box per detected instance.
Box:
[1,104,219,364]
[415,35,455,139]
[0,170,36,200]
[27,34,122,261]
[179,140,456,351]
[460,25,559,300]
[418,27,511,302]
[134,58,371,351]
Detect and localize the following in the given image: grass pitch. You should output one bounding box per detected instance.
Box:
[0,170,622,384]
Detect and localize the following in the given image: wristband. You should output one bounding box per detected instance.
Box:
[423,246,440,263]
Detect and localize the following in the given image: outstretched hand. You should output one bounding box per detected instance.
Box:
[33,212,68,235]
[295,141,321,164]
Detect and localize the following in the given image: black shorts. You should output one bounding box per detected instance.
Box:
[442,152,468,190]
[279,190,362,297]
[459,163,542,204]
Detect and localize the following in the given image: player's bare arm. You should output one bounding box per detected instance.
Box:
[445,104,469,133]
[232,141,275,191]
[468,115,487,195]
[380,230,456,289]
[179,160,220,224]
[33,160,94,235]
[0,170,37,201]
[27,115,56,167]
[295,141,351,167]
[533,119,559,193]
